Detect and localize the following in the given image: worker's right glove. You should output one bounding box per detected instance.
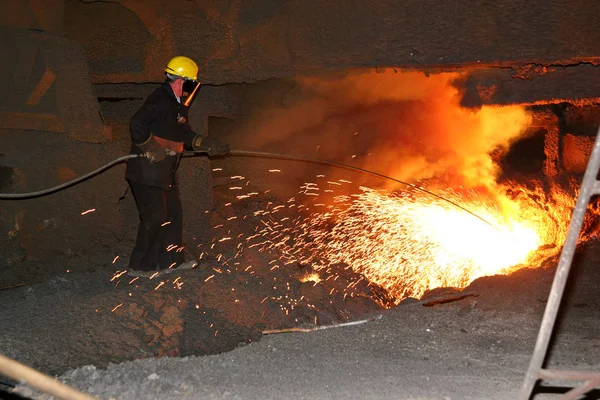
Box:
[137,135,167,163]
[193,136,231,157]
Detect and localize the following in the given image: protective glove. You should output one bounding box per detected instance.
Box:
[137,135,167,163]
[193,135,231,156]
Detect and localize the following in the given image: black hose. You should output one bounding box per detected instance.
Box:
[0,154,141,199]
[0,150,499,231]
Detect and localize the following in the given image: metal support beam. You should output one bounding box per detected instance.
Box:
[519,124,600,399]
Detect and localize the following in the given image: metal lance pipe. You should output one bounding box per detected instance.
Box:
[0,149,501,231]
[183,149,501,231]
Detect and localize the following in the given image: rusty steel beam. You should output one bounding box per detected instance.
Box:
[26,68,56,106]
[0,111,65,132]
[558,380,600,400]
[519,125,600,399]
[539,369,600,382]
[0,29,108,143]
[538,369,600,400]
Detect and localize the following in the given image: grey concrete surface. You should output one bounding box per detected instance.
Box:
[12,246,600,400]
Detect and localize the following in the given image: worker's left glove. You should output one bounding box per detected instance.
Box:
[193,135,231,157]
[137,135,167,163]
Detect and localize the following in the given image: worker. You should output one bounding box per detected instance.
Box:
[125,55,229,278]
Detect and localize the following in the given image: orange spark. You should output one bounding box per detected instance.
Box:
[111,270,127,282]
[299,271,321,284]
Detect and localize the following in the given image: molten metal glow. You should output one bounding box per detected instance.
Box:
[111,71,582,314]
[293,188,545,301]
[234,71,577,306]
[246,181,575,306]
[299,271,321,284]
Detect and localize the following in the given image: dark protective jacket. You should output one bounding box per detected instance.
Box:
[125,81,199,189]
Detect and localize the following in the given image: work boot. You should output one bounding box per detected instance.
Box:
[129,269,176,278]
[127,269,158,278]
[174,260,198,270]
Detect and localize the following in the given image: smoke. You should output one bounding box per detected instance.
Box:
[238,68,532,194]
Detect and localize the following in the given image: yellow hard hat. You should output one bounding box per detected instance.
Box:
[164,56,198,81]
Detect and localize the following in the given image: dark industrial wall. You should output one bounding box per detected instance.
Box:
[3,0,600,285]
[59,0,600,85]
[0,131,127,285]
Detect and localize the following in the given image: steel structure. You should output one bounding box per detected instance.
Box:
[519,125,600,399]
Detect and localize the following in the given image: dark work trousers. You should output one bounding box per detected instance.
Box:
[128,180,185,271]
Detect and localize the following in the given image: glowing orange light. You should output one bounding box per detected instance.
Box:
[299,271,321,284]
[217,70,582,307]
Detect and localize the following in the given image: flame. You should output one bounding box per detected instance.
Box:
[299,271,321,284]
[288,188,544,301]
[219,69,587,307]
[238,69,533,196]
[246,181,576,306]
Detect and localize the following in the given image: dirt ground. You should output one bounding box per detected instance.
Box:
[2,96,600,400]
[2,177,600,399]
